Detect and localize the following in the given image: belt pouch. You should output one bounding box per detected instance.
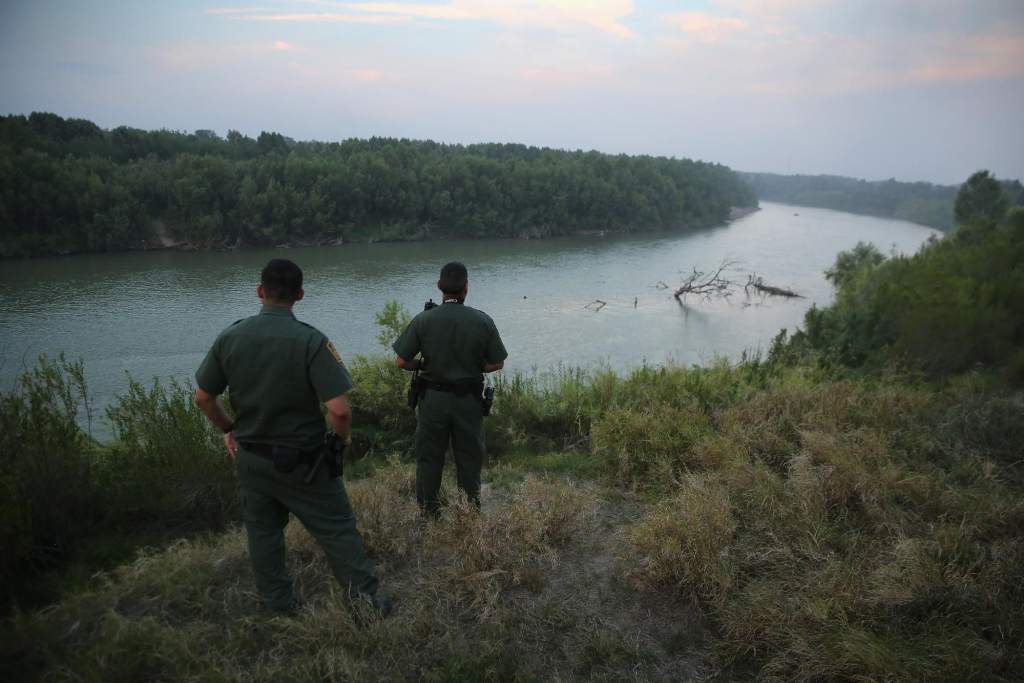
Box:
[271,445,302,473]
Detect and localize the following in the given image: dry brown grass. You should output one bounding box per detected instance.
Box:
[5,371,1023,682]
[425,475,597,619]
[619,377,1024,681]
[622,474,736,602]
[4,461,693,682]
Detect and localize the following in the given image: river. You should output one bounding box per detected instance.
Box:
[0,202,939,427]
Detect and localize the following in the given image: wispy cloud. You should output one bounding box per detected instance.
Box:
[242,12,410,24]
[907,33,1024,83]
[352,68,387,82]
[272,40,302,52]
[204,7,266,15]
[667,12,749,43]
[302,0,637,38]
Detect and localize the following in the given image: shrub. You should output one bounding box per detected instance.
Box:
[102,377,236,528]
[346,355,417,453]
[793,178,1024,380]
[0,356,98,592]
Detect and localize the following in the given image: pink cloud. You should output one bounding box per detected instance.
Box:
[907,34,1024,83]
[352,68,385,81]
[273,40,301,52]
[668,12,749,43]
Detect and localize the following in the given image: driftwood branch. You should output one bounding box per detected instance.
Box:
[673,260,738,303]
[745,274,802,298]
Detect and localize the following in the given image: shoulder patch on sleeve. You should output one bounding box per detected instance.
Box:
[326,340,343,363]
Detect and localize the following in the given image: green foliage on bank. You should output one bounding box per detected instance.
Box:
[780,172,1024,381]
[0,112,756,258]
[0,358,235,609]
[741,169,1024,230]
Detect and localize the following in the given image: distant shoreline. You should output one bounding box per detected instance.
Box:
[6,207,761,260]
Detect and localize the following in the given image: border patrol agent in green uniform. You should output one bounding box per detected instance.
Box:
[194,259,387,616]
[393,261,508,514]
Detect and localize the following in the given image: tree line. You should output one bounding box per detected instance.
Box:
[0,112,757,258]
[775,170,1024,381]
[741,170,1023,230]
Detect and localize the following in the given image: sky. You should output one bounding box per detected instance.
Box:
[1,0,1022,184]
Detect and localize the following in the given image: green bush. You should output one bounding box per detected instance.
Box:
[0,356,98,589]
[790,174,1024,380]
[103,377,236,528]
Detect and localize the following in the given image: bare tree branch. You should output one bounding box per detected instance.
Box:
[673,260,738,303]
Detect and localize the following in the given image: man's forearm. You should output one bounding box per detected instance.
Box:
[395,356,421,371]
[327,411,352,440]
[195,392,234,432]
[482,361,504,373]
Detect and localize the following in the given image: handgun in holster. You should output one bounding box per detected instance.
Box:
[304,431,347,484]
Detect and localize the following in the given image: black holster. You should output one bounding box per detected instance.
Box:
[482,385,495,417]
[407,372,425,409]
[305,432,346,484]
[324,431,346,480]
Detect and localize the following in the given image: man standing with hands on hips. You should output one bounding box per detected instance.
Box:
[194,258,388,617]
[393,261,508,515]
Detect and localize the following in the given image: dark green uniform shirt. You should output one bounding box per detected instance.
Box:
[392,301,508,384]
[196,304,353,451]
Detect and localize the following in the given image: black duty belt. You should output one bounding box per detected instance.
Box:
[421,379,483,398]
[241,442,319,465]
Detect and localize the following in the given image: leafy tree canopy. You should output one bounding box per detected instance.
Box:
[0,112,757,258]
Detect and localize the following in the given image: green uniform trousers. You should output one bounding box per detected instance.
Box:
[414,389,485,513]
[237,447,378,612]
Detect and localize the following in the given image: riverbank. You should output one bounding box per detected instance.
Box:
[3,205,761,260]
[3,355,1021,682]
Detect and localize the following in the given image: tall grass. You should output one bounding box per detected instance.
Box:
[1,464,605,682]
[3,343,1023,680]
[622,375,1024,680]
[0,359,236,608]
[103,376,236,528]
[0,356,98,593]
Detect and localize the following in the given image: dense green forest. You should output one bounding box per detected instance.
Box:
[741,170,1024,230]
[0,112,756,258]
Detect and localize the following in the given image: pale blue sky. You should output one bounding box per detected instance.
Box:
[1,1,1022,184]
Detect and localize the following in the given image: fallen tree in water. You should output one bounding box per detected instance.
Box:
[671,261,801,303]
[745,274,802,298]
[673,261,737,302]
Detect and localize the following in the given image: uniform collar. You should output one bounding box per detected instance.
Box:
[259,304,296,318]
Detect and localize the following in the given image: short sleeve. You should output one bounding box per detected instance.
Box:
[484,321,508,364]
[195,337,228,395]
[309,338,354,401]
[392,318,420,361]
